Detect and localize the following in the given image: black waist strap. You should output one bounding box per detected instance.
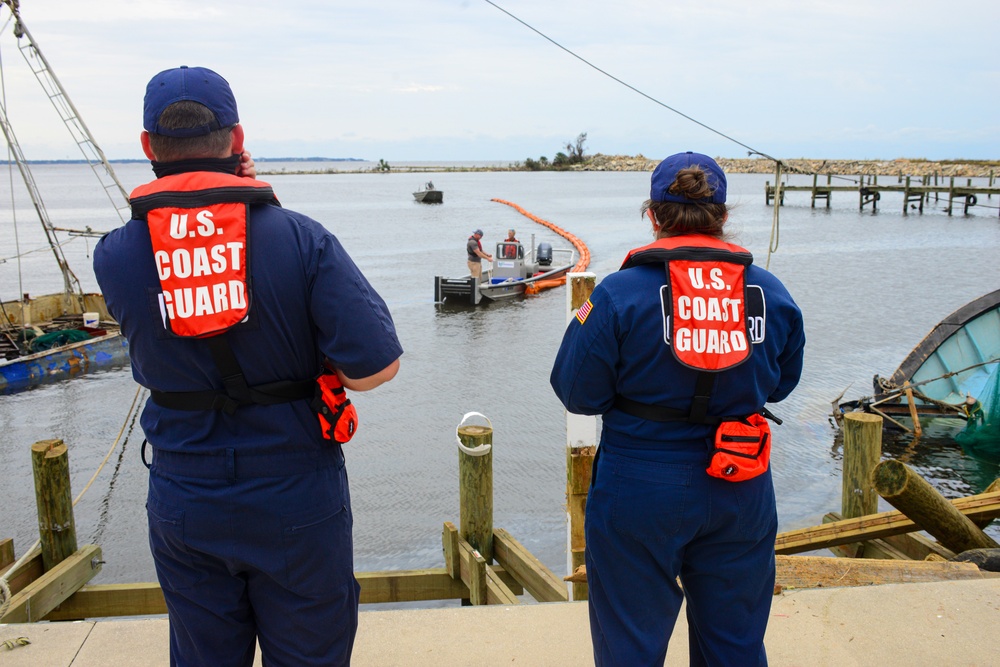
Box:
[614,372,720,425]
[150,335,315,415]
[151,378,315,414]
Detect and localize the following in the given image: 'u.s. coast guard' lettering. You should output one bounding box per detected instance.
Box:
[147,200,250,337]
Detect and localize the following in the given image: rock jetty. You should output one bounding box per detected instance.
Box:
[576,154,999,178]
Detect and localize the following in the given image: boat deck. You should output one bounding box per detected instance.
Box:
[2,578,999,665]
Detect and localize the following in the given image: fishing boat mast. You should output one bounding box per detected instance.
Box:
[0,0,131,299]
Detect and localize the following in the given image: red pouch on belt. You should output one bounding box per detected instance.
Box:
[706,413,771,482]
[315,370,358,444]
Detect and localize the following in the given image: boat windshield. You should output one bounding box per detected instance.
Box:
[497,242,523,260]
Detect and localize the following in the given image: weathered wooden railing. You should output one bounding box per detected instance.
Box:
[1,422,568,623]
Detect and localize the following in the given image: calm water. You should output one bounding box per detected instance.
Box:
[2,161,999,600]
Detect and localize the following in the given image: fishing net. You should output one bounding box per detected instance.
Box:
[956,362,1000,460]
[27,328,93,352]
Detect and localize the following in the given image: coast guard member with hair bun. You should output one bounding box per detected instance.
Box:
[551,152,804,666]
[94,66,402,666]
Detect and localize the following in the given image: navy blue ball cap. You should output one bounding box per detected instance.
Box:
[143,66,239,138]
[650,151,727,204]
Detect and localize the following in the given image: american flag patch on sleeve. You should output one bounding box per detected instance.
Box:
[575,298,594,325]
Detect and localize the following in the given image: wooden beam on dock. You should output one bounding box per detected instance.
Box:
[0,546,44,599]
[0,544,101,623]
[775,490,1000,554]
[444,522,524,605]
[493,528,568,603]
[42,568,491,621]
[556,555,991,590]
[774,555,993,589]
[45,582,167,620]
[822,513,956,560]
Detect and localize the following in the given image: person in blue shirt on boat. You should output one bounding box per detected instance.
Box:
[550,152,805,666]
[93,65,402,667]
[467,228,493,280]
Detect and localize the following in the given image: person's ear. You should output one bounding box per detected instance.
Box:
[230,124,245,154]
[140,131,156,160]
[646,208,658,229]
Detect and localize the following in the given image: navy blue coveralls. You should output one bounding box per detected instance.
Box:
[550,244,804,666]
[94,166,403,667]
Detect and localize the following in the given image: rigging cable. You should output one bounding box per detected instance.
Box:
[0,13,26,328]
[481,0,788,266]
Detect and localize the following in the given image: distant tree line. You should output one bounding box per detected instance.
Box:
[517,133,588,171]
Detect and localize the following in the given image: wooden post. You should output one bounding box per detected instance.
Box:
[842,413,882,519]
[31,439,78,571]
[565,272,597,601]
[948,176,955,215]
[811,173,817,208]
[458,419,493,563]
[903,176,910,215]
[873,459,1000,554]
[903,382,922,438]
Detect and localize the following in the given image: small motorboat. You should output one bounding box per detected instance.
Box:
[433,239,575,305]
[413,181,443,204]
[836,288,1000,430]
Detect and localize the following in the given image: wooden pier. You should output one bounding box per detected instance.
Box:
[766,173,1000,216]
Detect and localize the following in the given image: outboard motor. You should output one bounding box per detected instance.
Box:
[537,242,553,267]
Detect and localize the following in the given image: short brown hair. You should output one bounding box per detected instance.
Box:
[147,101,234,162]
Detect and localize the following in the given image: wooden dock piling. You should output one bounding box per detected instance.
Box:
[31,439,78,571]
[565,272,597,601]
[458,418,494,562]
[842,413,882,520]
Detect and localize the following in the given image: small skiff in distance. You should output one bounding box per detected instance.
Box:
[413,181,443,204]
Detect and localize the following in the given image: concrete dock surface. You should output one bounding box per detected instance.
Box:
[2,577,999,666]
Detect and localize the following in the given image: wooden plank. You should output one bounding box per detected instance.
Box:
[0,538,14,569]
[44,582,167,620]
[485,567,521,606]
[775,491,1000,554]
[774,555,993,589]
[493,528,568,603]
[462,540,487,605]
[442,522,460,579]
[0,545,101,623]
[357,569,469,605]
[43,568,492,619]
[0,548,43,596]
[825,512,955,560]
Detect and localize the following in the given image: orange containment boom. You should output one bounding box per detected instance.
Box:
[491,198,591,296]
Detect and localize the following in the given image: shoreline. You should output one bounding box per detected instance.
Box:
[260,154,1000,178]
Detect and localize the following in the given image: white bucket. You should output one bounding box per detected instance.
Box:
[83,312,100,328]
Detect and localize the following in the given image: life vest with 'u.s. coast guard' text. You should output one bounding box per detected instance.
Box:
[616,234,775,482]
[619,234,764,371]
[128,171,279,338]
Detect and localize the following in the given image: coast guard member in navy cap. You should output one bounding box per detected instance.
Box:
[94,65,403,667]
[551,151,804,666]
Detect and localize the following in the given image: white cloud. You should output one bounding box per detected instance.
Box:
[0,0,996,161]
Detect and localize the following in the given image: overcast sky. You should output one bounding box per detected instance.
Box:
[0,0,997,162]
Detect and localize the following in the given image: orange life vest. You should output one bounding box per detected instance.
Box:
[130,172,278,338]
[621,234,754,372]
